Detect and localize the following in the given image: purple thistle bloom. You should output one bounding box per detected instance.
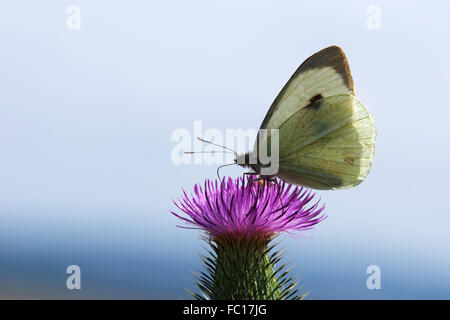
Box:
[172,177,326,239]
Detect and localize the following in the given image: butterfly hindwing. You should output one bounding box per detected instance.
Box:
[270,94,376,189]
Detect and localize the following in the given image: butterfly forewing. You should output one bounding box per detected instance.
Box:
[260,46,354,130]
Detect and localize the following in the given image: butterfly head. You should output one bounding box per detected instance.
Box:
[236,152,259,173]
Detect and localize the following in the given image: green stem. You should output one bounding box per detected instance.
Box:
[194,234,301,300]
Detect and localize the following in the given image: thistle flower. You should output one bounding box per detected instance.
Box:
[171,177,326,300]
[172,177,325,239]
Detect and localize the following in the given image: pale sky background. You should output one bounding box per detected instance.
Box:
[0,1,449,298]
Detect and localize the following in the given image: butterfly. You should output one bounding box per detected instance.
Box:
[235,46,377,190]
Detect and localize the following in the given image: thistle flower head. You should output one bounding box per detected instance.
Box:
[172,177,325,240]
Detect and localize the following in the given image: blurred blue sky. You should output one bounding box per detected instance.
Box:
[0,1,449,299]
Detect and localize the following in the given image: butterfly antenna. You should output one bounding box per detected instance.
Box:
[184,150,236,156]
[184,137,238,182]
[197,137,237,156]
[216,162,237,182]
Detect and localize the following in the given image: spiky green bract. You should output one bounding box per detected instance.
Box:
[173,177,325,300]
[193,234,302,300]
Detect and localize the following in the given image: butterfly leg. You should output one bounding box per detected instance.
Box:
[271,178,289,219]
[243,172,261,184]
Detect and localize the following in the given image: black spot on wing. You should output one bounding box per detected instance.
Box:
[304,94,323,110]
